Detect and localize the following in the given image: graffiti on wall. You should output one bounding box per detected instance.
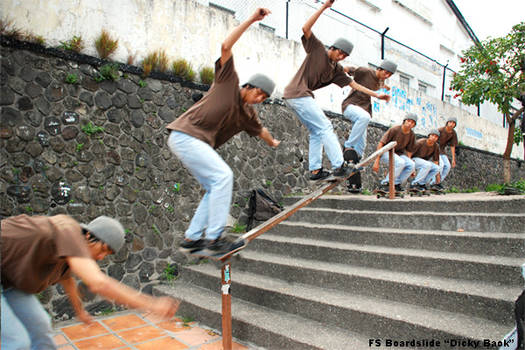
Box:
[372,86,439,129]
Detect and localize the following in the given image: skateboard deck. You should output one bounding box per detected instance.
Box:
[189,239,246,261]
[408,188,430,197]
[373,188,404,198]
[429,188,446,195]
[191,141,398,263]
[344,149,362,193]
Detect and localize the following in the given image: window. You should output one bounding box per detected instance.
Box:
[399,74,410,90]
[418,81,428,94]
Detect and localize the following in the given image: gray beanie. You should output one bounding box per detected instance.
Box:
[246,74,275,97]
[379,59,397,74]
[332,38,354,56]
[81,216,125,253]
[403,112,418,125]
[447,116,458,125]
[428,128,440,137]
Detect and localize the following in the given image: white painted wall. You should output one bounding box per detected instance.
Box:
[2,0,522,159]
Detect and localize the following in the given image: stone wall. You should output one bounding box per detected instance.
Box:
[1,41,524,320]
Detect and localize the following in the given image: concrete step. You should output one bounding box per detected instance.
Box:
[176,263,510,343]
[236,250,520,325]
[154,282,370,350]
[283,194,525,213]
[286,207,525,233]
[249,234,524,286]
[267,221,525,257]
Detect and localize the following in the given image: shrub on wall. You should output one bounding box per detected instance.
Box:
[199,66,214,85]
[172,58,195,82]
[95,29,118,59]
[59,35,84,53]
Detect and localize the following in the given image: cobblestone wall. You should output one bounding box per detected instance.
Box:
[1,41,524,320]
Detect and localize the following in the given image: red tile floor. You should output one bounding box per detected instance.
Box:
[52,311,256,350]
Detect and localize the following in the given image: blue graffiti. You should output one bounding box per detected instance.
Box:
[466,127,483,139]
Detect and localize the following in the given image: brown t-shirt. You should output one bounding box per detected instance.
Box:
[412,138,440,161]
[438,126,458,154]
[1,214,91,293]
[283,33,352,99]
[380,125,416,155]
[166,56,263,149]
[341,67,380,115]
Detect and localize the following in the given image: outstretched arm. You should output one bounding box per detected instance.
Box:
[372,142,385,173]
[349,80,391,102]
[259,127,281,147]
[67,257,179,319]
[221,8,271,65]
[302,0,334,39]
[450,146,456,167]
[60,277,93,325]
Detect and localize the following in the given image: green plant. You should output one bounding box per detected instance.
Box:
[124,229,131,235]
[65,73,79,84]
[25,205,33,213]
[171,183,181,193]
[515,127,522,146]
[81,122,105,136]
[265,180,272,187]
[95,29,118,59]
[138,79,147,88]
[0,17,22,40]
[166,205,175,213]
[199,66,214,85]
[141,50,169,77]
[148,205,156,213]
[95,63,120,82]
[98,308,116,316]
[24,33,45,45]
[163,264,178,282]
[180,316,194,327]
[361,189,372,195]
[447,186,460,193]
[152,224,161,235]
[59,35,84,53]
[172,58,196,81]
[231,223,246,233]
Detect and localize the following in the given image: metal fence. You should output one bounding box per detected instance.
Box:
[208,0,459,104]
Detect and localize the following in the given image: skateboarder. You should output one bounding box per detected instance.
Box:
[431,116,458,190]
[1,214,179,349]
[410,129,440,192]
[282,0,390,181]
[166,8,280,256]
[372,113,417,192]
[341,59,397,192]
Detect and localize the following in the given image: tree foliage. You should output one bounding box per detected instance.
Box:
[451,22,525,117]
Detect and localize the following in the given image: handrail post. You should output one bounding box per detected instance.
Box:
[388,148,395,199]
[221,262,232,350]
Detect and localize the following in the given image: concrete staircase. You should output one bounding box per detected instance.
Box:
[155,194,525,349]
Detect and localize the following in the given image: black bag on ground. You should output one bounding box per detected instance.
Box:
[246,189,283,230]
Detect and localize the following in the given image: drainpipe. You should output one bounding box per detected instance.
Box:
[381,27,389,59]
[286,1,290,39]
[441,62,448,101]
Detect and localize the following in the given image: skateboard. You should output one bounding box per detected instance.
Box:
[408,187,430,197]
[373,188,404,198]
[344,149,362,193]
[429,188,446,195]
[189,239,246,261]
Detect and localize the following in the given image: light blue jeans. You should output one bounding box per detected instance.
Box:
[167,131,232,241]
[430,154,452,184]
[380,153,415,185]
[342,105,371,157]
[285,97,344,171]
[439,154,452,180]
[412,157,440,185]
[1,288,56,350]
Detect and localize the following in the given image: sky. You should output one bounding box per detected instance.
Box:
[453,0,525,40]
